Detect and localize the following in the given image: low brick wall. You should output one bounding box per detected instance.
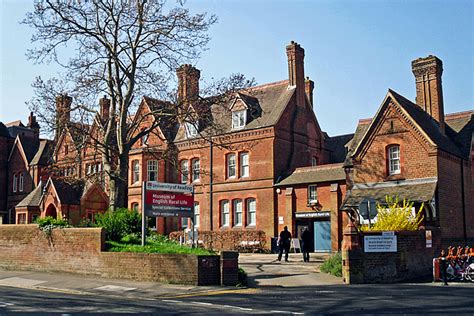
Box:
[0,225,224,285]
[342,229,441,284]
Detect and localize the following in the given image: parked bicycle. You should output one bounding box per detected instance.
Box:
[444,246,474,282]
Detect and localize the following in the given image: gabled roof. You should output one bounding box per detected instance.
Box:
[8,135,40,165]
[30,139,54,166]
[16,181,44,208]
[0,122,10,138]
[324,134,354,163]
[446,111,473,159]
[141,96,179,143]
[45,178,85,205]
[349,89,466,162]
[275,163,346,186]
[174,80,296,141]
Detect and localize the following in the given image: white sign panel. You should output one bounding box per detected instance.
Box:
[426,230,432,248]
[146,181,193,193]
[278,216,284,224]
[364,235,397,252]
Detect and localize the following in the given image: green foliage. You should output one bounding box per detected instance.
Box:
[237,268,248,287]
[320,252,342,277]
[35,216,69,238]
[107,232,214,255]
[360,196,424,232]
[94,208,141,242]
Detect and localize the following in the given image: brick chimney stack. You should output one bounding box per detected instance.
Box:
[176,64,200,103]
[305,77,315,107]
[411,55,445,134]
[99,95,110,121]
[56,94,72,139]
[286,41,306,107]
[27,112,40,138]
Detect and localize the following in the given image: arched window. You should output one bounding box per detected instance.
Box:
[233,199,243,226]
[227,153,236,178]
[388,145,401,175]
[132,160,140,183]
[192,158,200,182]
[239,152,249,177]
[19,173,24,192]
[180,160,189,184]
[246,198,256,226]
[220,200,230,227]
[147,160,158,181]
[131,202,139,212]
[12,174,17,193]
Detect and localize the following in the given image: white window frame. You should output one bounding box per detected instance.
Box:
[185,122,198,138]
[308,185,318,204]
[221,200,230,227]
[132,160,140,183]
[181,160,189,184]
[141,132,148,146]
[147,160,158,182]
[19,173,24,192]
[311,157,318,166]
[388,145,401,175]
[13,174,17,193]
[240,152,249,178]
[232,110,246,129]
[181,217,188,229]
[227,153,236,178]
[247,198,256,226]
[233,199,243,227]
[194,202,200,228]
[192,158,200,182]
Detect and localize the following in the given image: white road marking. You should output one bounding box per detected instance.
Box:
[191,301,213,306]
[0,301,14,307]
[94,285,136,292]
[0,277,47,288]
[162,299,181,303]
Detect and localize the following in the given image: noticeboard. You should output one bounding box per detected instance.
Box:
[143,181,194,218]
[364,235,397,252]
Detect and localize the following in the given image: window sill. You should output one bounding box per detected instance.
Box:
[385,174,405,181]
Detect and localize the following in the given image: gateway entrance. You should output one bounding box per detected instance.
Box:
[295,211,331,253]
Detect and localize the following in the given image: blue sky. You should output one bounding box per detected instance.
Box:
[1,0,472,136]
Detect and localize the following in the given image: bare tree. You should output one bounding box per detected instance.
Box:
[23,0,251,209]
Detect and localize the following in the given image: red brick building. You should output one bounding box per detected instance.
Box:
[343,56,474,246]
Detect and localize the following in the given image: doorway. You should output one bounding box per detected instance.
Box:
[314,220,331,252]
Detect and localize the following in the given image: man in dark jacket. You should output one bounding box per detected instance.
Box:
[277,226,292,262]
[301,228,312,262]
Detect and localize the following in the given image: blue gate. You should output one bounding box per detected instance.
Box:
[314,221,331,252]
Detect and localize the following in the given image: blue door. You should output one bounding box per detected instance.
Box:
[314,221,331,252]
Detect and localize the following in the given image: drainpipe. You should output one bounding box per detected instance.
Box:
[460,159,467,245]
[209,139,213,231]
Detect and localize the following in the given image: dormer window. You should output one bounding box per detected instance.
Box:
[232,110,246,129]
[185,122,198,138]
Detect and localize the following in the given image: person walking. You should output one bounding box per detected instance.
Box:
[301,228,312,262]
[277,226,292,262]
[439,250,448,286]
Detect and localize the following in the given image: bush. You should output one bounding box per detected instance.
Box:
[94,208,141,242]
[320,252,342,277]
[360,196,424,232]
[237,268,248,287]
[35,216,69,237]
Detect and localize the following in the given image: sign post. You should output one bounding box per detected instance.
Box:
[141,181,194,247]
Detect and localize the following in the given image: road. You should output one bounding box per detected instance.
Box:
[1,282,473,314]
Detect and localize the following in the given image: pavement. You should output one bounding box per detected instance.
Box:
[0,253,339,299]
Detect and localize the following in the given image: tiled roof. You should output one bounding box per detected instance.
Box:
[30,139,54,166]
[446,111,473,158]
[344,121,370,167]
[275,163,346,186]
[51,178,85,205]
[16,182,44,208]
[342,177,437,209]
[18,135,40,163]
[324,134,354,163]
[142,96,179,142]
[389,89,465,158]
[445,111,473,132]
[0,122,10,138]
[174,80,295,141]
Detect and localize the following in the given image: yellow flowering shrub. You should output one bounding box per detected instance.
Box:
[360,196,424,232]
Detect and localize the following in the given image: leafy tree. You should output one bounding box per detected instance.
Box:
[23,0,251,209]
[361,196,424,231]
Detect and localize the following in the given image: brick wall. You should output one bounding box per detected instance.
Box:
[342,229,441,284]
[0,225,225,286]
